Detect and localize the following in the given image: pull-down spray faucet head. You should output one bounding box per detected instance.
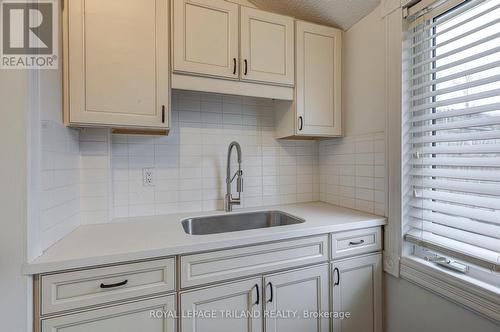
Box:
[225,141,243,212]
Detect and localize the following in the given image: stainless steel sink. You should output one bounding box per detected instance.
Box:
[181,211,305,235]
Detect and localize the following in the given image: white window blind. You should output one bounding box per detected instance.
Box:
[404,0,500,278]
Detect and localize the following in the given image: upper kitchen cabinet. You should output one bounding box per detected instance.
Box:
[171,1,295,100]
[275,21,342,139]
[172,0,239,79]
[240,7,294,86]
[63,0,170,130]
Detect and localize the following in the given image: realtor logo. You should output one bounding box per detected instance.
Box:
[1,0,58,69]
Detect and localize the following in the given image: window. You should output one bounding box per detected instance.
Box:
[404,0,500,291]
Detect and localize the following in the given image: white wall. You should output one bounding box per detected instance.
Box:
[342,6,386,137]
[385,275,500,332]
[0,66,30,331]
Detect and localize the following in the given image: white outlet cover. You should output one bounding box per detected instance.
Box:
[142,168,154,186]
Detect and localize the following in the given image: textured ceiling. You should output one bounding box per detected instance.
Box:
[248,0,381,30]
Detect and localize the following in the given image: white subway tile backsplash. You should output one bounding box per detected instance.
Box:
[356,176,375,189]
[356,165,374,177]
[374,177,386,191]
[374,152,385,165]
[320,132,386,216]
[339,197,356,209]
[40,214,79,251]
[355,141,374,153]
[129,204,155,217]
[374,165,385,177]
[356,199,374,213]
[79,129,111,225]
[374,203,385,216]
[40,120,81,251]
[75,91,319,219]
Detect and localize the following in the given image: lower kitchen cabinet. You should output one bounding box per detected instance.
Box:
[331,253,382,332]
[264,264,330,332]
[34,228,384,332]
[179,264,330,332]
[41,295,176,332]
[180,277,262,332]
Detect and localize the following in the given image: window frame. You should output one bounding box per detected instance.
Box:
[385,0,500,322]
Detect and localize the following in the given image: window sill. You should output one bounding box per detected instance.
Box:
[400,256,500,323]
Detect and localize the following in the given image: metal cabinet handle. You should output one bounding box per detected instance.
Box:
[233,58,237,75]
[244,59,248,75]
[100,279,128,289]
[298,116,303,131]
[161,105,165,123]
[349,239,365,246]
[333,268,340,286]
[267,282,273,303]
[254,284,260,305]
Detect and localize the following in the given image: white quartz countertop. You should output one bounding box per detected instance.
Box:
[24,202,386,275]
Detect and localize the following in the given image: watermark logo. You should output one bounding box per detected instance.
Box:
[1,0,58,69]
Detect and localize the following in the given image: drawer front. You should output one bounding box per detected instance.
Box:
[41,258,175,315]
[331,227,382,259]
[41,295,176,332]
[180,235,329,288]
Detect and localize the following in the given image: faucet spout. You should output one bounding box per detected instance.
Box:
[225,141,243,212]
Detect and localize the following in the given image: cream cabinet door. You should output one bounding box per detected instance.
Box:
[332,254,382,332]
[41,295,176,332]
[180,278,262,332]
[264,265,329,332]
[64,0,169,128]
[173,0,239,79]
[240,7,294,86]
[295,21,342,136]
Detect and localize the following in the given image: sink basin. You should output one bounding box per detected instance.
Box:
[181,211,305,235]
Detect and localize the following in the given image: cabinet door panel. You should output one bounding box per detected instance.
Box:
[173,0,239,79]
[66,0,169,128]
[240,7,294,86]
[42,295,176,332]
[264,264,329,332]
[180,278,262,332]
[332,254,382,332]
[296,21,341,136]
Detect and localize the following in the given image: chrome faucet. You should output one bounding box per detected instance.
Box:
[225,141,243,212]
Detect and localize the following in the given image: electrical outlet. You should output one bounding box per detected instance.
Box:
[142,168,154,187]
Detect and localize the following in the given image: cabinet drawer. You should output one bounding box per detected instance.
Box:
[41,295,176,332]
[180,235,329,288]
[41,258,175,315]
[331,227,382,259]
